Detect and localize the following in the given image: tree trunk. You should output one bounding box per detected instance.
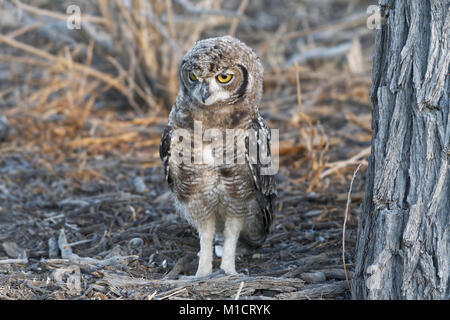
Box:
[352,0,449,300]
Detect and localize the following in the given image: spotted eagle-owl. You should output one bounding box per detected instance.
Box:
[160,35,277,277]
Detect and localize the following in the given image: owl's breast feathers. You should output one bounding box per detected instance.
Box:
[159,113,277,239]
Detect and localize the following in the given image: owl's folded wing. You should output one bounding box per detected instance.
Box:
[247,115,278,235]
[159,125,174,188]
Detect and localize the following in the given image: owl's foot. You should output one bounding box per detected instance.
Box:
[219,268,245,278]
[220,268,237,275]
[178,271,212,281]
[180,270,225,280]
[180,269,241,280]
[206,269,226,279]
[195,266,212,278]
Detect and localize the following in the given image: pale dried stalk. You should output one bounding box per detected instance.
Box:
[228,0,248,36]
[321,147,370,179]
[234,281,245,300]
[0,257,28,265]
[0,34,127,95]
[0,34,157,112]
[342,163,362,293]
[14,0,108,25]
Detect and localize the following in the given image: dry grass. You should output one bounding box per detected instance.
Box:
[0,0,374,189]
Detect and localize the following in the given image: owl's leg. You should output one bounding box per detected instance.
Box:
[220,216,244,275]
[195,215,216,277]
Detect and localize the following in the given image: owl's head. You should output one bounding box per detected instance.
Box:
[178,36,263,108]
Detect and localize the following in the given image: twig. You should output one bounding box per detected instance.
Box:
[2,0,76,45]
[54,229,137,267]
[144,2,181,58]
[0,34,127,96]
[228,0,248,36]
[14,0,108,25]
[345,112,372,133]
[286,42,353,66]
[6,22,44,39]
[165,0,175,38]
[175,0,244,18]
[0,257,28,265]
[342,163,362,293]
[259,12,368,56]
[234,281,245,300]
[0,54,52,68]
[159,287,187,300]
[295,63,303,113]
[147,291,158,300]
[64,238,94,248]
[276,281,348,299]
[321,147,370,179]
[163,254,194,280]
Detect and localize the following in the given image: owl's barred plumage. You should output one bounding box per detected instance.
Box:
[159,36,277,277]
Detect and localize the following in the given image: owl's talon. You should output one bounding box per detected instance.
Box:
[220,269,237,276]
[195,269,212,278]
[208,269,226,278]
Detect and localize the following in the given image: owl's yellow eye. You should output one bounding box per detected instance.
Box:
[216,73,233,84]
[189,71,198,82]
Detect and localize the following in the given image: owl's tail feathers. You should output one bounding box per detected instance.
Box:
[239,234,266,249]
[239,215,269,249]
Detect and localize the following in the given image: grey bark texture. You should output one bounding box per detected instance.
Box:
[352,0,449,299]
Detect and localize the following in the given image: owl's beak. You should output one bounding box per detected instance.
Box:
[200,82,210,103]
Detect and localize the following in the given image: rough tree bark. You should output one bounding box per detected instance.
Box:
[352,0,449,299]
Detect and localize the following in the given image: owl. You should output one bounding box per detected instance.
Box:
[160,35,277,277]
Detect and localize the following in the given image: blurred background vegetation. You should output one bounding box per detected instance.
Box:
[0,0,377,299]
[0,0,375,190]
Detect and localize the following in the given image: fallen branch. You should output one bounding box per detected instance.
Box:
[276,281,348,299]
[98,271,305,299]
[48,229,138,267]
[0,257,28,265]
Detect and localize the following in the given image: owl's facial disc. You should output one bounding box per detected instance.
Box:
[202,70,236,106]
[184,67,239,106]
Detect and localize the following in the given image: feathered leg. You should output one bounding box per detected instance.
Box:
[220,216,244,274]
[195,215,215,277]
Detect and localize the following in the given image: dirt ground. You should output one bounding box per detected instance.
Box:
[0,0,375,299]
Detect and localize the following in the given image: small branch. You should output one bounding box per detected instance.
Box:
[0,34,127,95]
[144,2,181,58]
[14,0,108,25]
[234,281,245,300]
[345,112,372,133]
[6,22,44,39]
[342,163,363,293]
[175,0,244,18]
[321,147,370,179]
[158,287,187,300]
[54,229,137,267]
[0,257,28,265]
[228,0,248,36]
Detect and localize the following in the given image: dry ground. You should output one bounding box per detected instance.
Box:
[0,0,375,299]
